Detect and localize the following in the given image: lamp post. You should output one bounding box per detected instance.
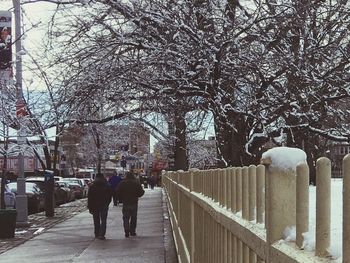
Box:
[13,0,28,226]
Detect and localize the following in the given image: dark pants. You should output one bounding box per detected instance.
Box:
[92,205,109,237]
[112,191,118,205]
[122,203,138,234]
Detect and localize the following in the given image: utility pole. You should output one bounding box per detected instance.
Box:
[13,0,28,226]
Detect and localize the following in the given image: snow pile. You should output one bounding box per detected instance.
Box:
[283,226,296,242]
[33,227,45,235]
[262,146,307,172]
[283,180,343,260]
[303,180,343,259]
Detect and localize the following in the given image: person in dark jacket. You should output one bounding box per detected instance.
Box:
[87,173,112,240]
[116,171,145,237]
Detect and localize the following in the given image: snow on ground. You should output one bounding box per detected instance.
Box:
[307,179,342,259]
[263,147,342,260]
[284,179,343,260]
[33,227,45,235]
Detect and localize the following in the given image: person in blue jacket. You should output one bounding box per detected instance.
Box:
[108,173,123,206]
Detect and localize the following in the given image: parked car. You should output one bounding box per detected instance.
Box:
[57,181,75,202]
[61,179,84,199]
[54,176,63,182]
[83,178,93,187]
[26,177,67,206]
[7,182,45,214]
[61,178,86,198]
[0,179,16,209]
[77,179,89,197]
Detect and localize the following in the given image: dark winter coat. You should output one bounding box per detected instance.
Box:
[87,177,112,213]
[116,177,144,205]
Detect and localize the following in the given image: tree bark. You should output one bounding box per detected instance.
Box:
[173,111,189,171]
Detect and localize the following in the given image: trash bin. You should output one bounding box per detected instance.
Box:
[0,209,17,238]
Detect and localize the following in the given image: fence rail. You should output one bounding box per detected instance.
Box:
[163,154,350,263]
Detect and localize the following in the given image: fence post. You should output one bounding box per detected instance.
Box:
[236,167,242,213]
[344,154,350,262]
[316,157,331,258]
[219,169,223,205]
[190,170,195,262]
[214,169,219,203]
[249,165,257,221]
[231,168,237,213]
[262,159,296,246]
[296,163,309,248]
[177,172,181,227]
[227,168,232,211]
[223,169,228,208]
[242,166,249,219]
[256,165,265,224]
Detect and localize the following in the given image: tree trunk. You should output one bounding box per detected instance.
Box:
[52,126,60,170]
[44,146,51,170]
[0,155,7,209]
[214,112,250,167]
[173,111,188,171]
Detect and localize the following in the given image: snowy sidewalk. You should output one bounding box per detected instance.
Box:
[0,188,177,263]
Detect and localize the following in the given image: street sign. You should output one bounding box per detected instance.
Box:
[16,99,27,117]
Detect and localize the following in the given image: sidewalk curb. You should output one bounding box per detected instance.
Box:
[162,188,178,263]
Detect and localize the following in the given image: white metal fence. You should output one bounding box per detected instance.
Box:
[162,154,350,263]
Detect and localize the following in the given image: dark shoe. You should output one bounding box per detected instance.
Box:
[130,232,136,236]
[125,232,130,238]
[98,236,106,240]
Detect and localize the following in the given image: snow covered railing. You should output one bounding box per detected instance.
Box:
[163,148,350,263]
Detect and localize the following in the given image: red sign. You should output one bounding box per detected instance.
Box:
[0,157,35,172]
[152,161,168,171]
[16,99,28,117]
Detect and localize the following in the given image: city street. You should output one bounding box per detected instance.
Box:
[0,188,177,263]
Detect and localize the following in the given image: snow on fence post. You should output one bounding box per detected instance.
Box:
[296,163,309,248]
[256,164,265,225]
[249,165,257,221]
[343,154,350,262]
[261,156,296,245]
[315,157,331,258]
[242,166,249,220]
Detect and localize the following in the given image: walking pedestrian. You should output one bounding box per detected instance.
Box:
[149,175,156,190]
[108,172,122,206]
[87,173,112,240]
[116,171,145,238]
